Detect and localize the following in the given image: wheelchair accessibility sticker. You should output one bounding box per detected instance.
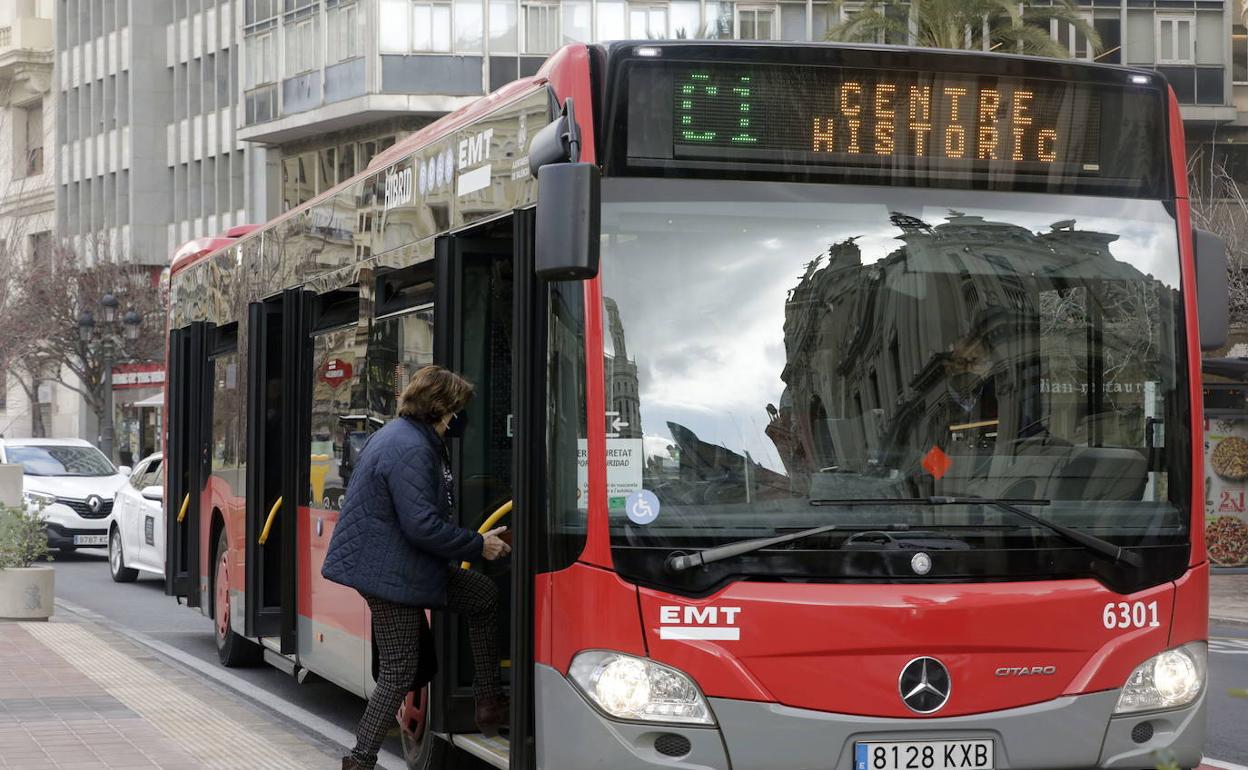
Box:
[626,490,660,525]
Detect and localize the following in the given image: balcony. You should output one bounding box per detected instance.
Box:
[0,16,54,107]
[0,17,53,55]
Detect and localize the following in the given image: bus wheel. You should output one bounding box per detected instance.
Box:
[213,529,261,667]
[399,688,449,770]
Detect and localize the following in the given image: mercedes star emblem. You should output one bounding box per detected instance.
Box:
[899,657,951,714]
[86,495,103,514]
[910,552,932,575]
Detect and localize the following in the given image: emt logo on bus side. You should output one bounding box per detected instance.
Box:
[658,605,742,640]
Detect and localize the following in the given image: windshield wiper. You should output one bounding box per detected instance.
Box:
[666,524,840,573]
[667,496,1141,573]
[812,496,1139,568]
[932,496,1142,568]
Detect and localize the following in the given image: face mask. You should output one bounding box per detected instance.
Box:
[444,410,469,438]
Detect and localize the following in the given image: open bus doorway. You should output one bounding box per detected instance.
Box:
[399,218,523,770]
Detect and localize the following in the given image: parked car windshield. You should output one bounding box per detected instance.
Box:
[7,445,117,477]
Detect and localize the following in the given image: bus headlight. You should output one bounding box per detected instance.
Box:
[1114,642,1206,714]
[568,650,716,725]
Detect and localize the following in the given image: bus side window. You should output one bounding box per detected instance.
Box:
[542,280,589,572]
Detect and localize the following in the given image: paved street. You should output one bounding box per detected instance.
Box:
[41,549,1248,768]
[1208,624,1248,764]
[48,550,408,770]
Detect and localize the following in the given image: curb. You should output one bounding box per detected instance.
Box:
[53,598,407,770]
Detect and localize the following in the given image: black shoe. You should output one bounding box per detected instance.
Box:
[343,756,372,770]
[474,694,510,737]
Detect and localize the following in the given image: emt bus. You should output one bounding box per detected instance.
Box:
[163,41,1227,770]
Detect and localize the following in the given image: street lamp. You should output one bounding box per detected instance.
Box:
[77,294,143,463]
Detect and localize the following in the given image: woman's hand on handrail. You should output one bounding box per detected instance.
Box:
[481,527,511,561]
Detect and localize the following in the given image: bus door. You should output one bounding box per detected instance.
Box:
[430,222,518,741]
[165,321,210,607]
[244,289,311,652]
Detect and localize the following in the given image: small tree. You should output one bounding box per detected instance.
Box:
[827,0,1100,59]
[1188,157,1248,330]
[0,503,51,569]
[12,243,166,443]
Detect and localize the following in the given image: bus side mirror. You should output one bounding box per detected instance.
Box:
[535,163,600,280]
[530,97,601,281]
[1194,227,1229,351]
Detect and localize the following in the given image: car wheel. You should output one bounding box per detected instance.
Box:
[213,529,262,667]
[108,528,139,583]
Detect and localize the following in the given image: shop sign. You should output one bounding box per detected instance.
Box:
[112,363,165,390]
[1204,416,1248,566]
[320,359,353,388]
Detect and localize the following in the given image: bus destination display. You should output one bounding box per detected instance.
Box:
[667,64,1102,172]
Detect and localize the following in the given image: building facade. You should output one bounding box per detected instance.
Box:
[54,0,255,266]
[0,0,86,440]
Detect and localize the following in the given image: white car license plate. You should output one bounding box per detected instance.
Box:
[73,534,108,546]
[855,740,993,770]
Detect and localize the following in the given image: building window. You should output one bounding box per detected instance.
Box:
[454,0,484,53]
[283,151,317,210]
[1235,24,1248,84]
[736,5,776,40]
[1093,17,1121,64]
[413,2,453,51]
[328,1,362,62]
[285,16,318,76]
[490,0,519,52]
[16,102,44,178]
[1157,14,1194,65]
[1052,13,1093,61]
[246,0,279,24]
[629,4,669,38]
[247,31,277,87]
[523,2,559,53]
[29,231,51,264]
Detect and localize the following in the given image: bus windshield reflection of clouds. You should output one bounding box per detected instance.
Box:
[600,185,1187,572]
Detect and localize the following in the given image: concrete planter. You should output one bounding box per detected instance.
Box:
[0,566,54,620]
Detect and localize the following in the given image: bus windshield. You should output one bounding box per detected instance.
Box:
[598,178,1190,592]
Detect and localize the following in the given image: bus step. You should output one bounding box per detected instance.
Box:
[450,733,509,769]
[262,648,298,677]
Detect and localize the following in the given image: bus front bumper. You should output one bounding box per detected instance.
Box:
[535,664,1205,769]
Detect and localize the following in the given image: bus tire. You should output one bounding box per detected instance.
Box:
[401,729,451,770]
[213,529,262,667]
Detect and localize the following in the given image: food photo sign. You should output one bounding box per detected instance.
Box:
[1204,416,1248,566]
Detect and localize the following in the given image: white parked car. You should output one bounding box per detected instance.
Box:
[0,438,131,552]
[108,452,164,582]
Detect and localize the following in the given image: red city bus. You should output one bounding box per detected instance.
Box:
[163,41,1226,770]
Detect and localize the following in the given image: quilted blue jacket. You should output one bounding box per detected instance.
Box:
[321,416,483,607]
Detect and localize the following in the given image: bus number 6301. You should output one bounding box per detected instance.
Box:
[1102,601,1160,629]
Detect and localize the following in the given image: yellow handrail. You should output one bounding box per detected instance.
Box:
[258,497,283,545]
[177,493,190,523]
[460,500,513,569]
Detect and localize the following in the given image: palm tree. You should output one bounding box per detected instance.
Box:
[826,0,1101,60]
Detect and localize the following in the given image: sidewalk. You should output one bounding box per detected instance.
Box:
[1210,572,1248,626]
[0,617,343,769]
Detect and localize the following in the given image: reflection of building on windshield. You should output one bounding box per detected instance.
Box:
[771,210,1175,503]
[604,298,642,440]
[606,296,791,504]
